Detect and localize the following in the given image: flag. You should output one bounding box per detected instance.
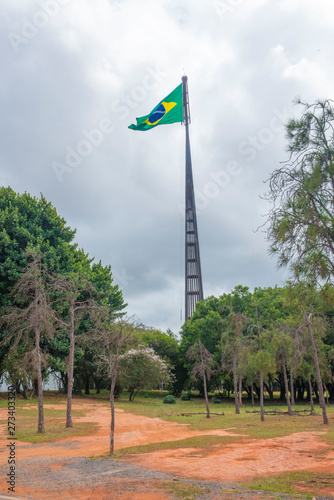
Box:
[128,83,183,131]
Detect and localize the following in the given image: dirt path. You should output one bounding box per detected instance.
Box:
[0,401,333,499]
[0,402,242,459]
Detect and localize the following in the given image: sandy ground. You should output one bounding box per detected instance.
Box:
[0,401,334,499]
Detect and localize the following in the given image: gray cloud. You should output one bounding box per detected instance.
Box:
[1,0,333,332]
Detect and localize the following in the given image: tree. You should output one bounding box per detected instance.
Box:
[264,99,334,285]
[1,254,55,433]
[251,303,276,422]
[0,187,76,307]
[140,327,185,396]
[221,312,248,414]
[53,273,100,428]
[94,317,135,454]
[119,345,171,401]
[0,188,76,375]
[187,341,216,418]
[0,188,127,403]
[271,326,294,415]
[301,309,329,424]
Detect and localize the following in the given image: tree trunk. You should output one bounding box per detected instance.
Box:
[203,372,210,419]
[15,383,28,400]
[313,383,319,403]
[66,305,75,428]
[303,309,328,425]
[289,370,295,406]
[129,389,139,402]
[328,383,334,400]
[277,373,285,400]
[93,378,101,394]
[35,326,45,434]
[251,382,255,407]
[238,375,243,408]
[264,382,274,400]
[110,378,116,454]
[128,388,134,401]
[296,378,305,401]
[260,371,264,422]
[324,383,330,406]
[84,375,90,395]
[282,355,293,416]
[32,378,38,397]
[60,371,68,393]
[308,376,314,413]
[232,353,240,414]
[253,383,260,399]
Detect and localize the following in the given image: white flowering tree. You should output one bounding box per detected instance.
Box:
[119,345,171,401]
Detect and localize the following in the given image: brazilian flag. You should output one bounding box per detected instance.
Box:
[128,83,183,131]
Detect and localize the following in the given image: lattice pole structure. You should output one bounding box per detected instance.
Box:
[182,76,204,321]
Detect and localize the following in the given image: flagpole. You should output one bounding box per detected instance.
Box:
[182,76,204,321]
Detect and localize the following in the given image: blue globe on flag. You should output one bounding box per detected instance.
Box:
[147,104,166,124]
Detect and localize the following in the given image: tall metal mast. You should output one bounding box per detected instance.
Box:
[182,75,204,321]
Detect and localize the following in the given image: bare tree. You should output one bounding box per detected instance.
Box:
[94,316,136,454]
[53,274,100,428]
[187,340,216,418]
[1,254,55,433]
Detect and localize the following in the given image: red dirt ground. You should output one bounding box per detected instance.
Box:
[1,401,333,499]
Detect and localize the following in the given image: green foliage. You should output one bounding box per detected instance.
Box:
[163,394,176,404]
[0,187,126,400]
[0,187,75,306]
[180,391,192,401]
[264,98,334,286]
[119,346,171,401]
[139,327,185,395]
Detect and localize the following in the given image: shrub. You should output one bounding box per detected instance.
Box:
[180,391,192,401]
[163,394,176,404]
[212,397,221,404]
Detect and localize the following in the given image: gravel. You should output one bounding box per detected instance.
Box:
[1,455,333,500]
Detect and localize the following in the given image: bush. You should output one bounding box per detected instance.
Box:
[163,394,176,404]
[180,391,192,401]
[212,397,221,404]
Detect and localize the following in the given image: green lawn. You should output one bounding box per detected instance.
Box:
[1,389,332,444]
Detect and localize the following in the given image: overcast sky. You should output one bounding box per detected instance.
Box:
[1,0,334,333]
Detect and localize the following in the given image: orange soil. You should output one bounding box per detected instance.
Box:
[127,431,334,481]
[1,401,334,499]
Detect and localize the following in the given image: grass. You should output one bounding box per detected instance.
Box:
[0,392,99,443]
[114,434,239,458]
[240,471,334,498]
[159,479,211,499]
[158,478,315,500]
[2,389,332,444]
[112,390,333,441]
